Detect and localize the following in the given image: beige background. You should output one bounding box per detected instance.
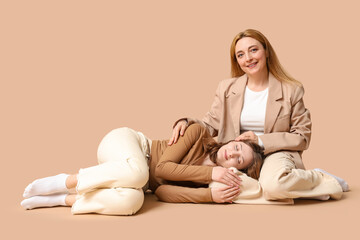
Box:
[1,0,359,239]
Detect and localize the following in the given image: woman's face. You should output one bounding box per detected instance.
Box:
[216,141,253,169]
[235,37,267,76]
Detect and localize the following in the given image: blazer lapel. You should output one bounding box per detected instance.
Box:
[229,75,248,136]
[264,73,283,133]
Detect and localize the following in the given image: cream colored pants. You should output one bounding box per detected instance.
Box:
[259,151,343,201]
[211,151,343,204]
[71,127,152,215]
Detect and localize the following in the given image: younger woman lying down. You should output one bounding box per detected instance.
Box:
[21,124,347,215]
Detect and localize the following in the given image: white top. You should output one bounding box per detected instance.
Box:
[240,86,268,147]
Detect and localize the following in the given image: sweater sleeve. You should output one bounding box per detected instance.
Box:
[155,184,213,203]
[155,124,213,183]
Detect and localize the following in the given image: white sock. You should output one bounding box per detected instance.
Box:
[21,194,67,210]
[23,173,69,198]
[314,168,349,192]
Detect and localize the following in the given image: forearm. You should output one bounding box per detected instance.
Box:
[155,185,213,203]
[155,163,214,184]
[260,132,310,155]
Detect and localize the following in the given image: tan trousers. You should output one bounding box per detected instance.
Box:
[71,127,152,215]
[209,168,294,205]
[259,151,343,201]
[211,151,343,204]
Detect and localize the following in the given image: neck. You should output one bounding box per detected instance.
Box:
[247,70,269,91]
[201,155,216,166]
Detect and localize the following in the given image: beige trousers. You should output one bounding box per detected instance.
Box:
[209,168,293,205]
[259,151,343,201]
[211,151,343,204]
[71,127,152,215]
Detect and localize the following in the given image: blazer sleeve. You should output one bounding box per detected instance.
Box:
[155,124,214,183]
[259,85,312,155]
[155,184,213,203]
[173,82,223,137]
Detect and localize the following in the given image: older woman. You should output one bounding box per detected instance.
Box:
[169,29,348,201]
[21,124,264,215]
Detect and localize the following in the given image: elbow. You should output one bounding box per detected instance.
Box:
[293,134,311,151]
[154,165,164,179]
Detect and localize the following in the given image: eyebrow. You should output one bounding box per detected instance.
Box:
[236,45,258,54]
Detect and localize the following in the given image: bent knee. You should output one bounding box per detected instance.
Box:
[125,170,149,189]
[111,163,149,188]
[116,188,144,215]
[108,188,144,215]
[260,175,290,200]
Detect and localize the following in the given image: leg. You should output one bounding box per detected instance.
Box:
[76,127,150,194]
[23,127,151,197]
[259,151,343,200]
[209,168,294,205]
[23,173,78,198]
[71,188,144,215]
[21,127,151,213]
[66,174,78,189]
[23,173,70,198]
[21,193,77,210]
[65,194,77,206]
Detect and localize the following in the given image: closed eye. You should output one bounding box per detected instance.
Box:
[240,144,244,163]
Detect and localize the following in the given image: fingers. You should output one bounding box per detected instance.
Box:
[236,134,248,141]
[237,135,248,141]
[221,170,242,187]
[180,125,186,136]
[168,129,177,146]
[223,175,241,187]
[168,122,188,146]
[221,186,241,203]
[173,128,180,144]
[236,131,257,143]
[235,136,242,141]
[227,170,242,186]
[168,125,181,146]
[224,186,241,198]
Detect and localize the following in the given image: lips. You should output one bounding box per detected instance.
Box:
[247,62,258,68]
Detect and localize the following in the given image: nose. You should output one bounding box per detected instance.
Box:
[228,150,239,159]
[245,52,252,61]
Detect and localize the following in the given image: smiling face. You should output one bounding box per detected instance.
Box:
[235,37,268,77]
[216,141,254,170]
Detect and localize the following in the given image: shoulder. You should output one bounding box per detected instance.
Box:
[186,124,210,139]
[216,75,246,95]
[218,77,240,87]
[281,81,305,102]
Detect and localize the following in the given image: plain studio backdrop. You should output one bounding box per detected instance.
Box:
[1,1,359,240]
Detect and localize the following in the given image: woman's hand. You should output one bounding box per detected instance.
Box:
[212,166,242,187]
[235,131,258,144]
[211,185,241,203]
[168,120,188,146]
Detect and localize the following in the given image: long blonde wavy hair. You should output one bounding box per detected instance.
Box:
[230,29,301,85]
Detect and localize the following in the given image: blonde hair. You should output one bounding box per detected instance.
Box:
[230,29,301,86]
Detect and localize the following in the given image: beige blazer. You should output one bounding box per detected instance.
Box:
[177,73,311,169]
